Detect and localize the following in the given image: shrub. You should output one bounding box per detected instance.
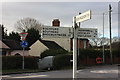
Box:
[2,56,22,70]
[40,49,67,58]
[2,56,38,70]
[52,49,119,70]
[24,56,38,69]
[78,49,101,59]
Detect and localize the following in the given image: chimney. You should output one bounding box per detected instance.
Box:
[52,19,60,27]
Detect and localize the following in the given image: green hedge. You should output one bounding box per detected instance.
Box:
[53,54,72,70]
[77,49,119,59]
[2,56,38,70]
[53,49,119,70]
[40,49,67,58]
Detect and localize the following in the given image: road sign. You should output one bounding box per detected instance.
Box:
[76,10,91,23]
[19,32,28,41]
[41,26,73,38]
[20,40,28,48]
[76,28,97,39]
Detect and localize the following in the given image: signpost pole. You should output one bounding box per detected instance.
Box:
[22,48,25,70]
[73,17,77,79]
[19,32,28,70]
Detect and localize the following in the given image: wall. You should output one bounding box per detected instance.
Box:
[11,50,29,56]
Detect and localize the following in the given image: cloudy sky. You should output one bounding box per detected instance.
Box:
[1,2,119,38]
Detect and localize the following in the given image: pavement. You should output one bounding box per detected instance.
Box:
[1,64,120,80]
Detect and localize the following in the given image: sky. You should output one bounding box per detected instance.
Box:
[1,1,119,38]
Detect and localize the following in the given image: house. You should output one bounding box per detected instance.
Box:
[29,39,66,57]
[0,40,10,56]
[1,39,30,56]
[42,19,90,51]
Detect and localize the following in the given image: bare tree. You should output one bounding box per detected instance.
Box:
[14,17,43,32]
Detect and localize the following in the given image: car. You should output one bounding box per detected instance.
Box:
[38,56,54,70]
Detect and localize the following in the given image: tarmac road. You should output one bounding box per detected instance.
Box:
[1,64,120,80]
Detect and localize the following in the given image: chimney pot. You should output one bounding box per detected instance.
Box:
[52,19,60,27]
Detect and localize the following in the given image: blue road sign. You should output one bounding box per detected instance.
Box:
[20,40,28,48]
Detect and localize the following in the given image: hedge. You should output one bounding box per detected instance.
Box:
[53,54,72,70]
[53,49,120,70]
[40,49,67,58]
[2,56,38,70]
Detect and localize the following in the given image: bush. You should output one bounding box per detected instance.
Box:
[112,49,120,57]
[53,54,72,70]
[2,56,38,70]
[52,49,119,70]
[40,49,67,58]
[24,56,38,69]
[78,49,101,59]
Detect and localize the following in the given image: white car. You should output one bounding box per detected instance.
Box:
[38,56,54,70]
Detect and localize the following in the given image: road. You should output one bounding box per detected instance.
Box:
[1,64,120,80]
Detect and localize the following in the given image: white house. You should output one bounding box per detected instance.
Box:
[43,38,71,51]
[1,39,30,56]
[0,40,10,55]
[29,39,65,57]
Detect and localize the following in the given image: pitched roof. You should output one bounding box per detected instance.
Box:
[2,39,30,50]
[0,40,10,50]
[39,39,66,50]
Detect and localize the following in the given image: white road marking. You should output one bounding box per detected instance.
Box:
[1,75,10,78]
[90,70,118,73]
[76,70,83,73]
[10,75,48,78]
[2,74,49,79]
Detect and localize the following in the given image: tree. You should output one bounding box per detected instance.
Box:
[89,37,110,48]
[8,31,21,41]
[0,24,8,39]
[26,28,40,47]
[14,17,43,33]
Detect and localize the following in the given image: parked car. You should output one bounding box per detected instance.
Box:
[38,56,54,70]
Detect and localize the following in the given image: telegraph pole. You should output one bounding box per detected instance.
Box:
[102,13,105,64]
[109,4,113,65]
[77,12,81,69]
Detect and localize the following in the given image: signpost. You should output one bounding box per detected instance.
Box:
[19,32,28,70]
[20,41,28,48]
[76,10,91,23]
[73,10,93,79]
[41,26,73,38]
[76,28,97,39]
[41,10,97,79]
